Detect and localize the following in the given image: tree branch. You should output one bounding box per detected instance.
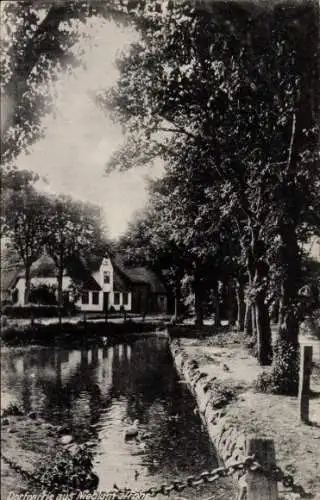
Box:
[286,112,296,172]
[157,126,198,140]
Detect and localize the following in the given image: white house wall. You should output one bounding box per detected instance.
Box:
[15,278,26,306]
[75,291,103,312]
[11,256,158,314]
[109,291,132,311]
[76,291,132,312]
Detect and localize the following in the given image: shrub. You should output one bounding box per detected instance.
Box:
[2,402,24,417]
[255,339,299,395]
[33,444,98,493]
[210,381,235,409]
[29,284,57,305]
[3,305,69,318]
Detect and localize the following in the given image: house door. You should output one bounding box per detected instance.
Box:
[103,292,109,311]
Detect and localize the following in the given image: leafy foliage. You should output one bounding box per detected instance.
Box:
[255,340,300,395]
[2,168,108,307]
[43,195,107,306]
[29,284,58,306]
[33,444,98,493]
[108,0,319,372]
[0,0,170,163]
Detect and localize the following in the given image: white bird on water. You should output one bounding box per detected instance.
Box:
[124,419,139,440]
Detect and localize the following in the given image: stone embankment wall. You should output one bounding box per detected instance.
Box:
[170,340,247,487]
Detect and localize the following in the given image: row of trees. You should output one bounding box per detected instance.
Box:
[107,1,320,393]
[1,1,319,394]
[1,166,107,308]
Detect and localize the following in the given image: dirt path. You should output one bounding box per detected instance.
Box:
[173,333,320,499]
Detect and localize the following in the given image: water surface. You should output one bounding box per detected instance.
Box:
[1,336,234,499]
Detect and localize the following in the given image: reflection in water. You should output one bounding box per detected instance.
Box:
[1,338,232,499]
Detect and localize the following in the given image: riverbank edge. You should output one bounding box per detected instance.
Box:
[0,320,168,346]
[169,338,247,493]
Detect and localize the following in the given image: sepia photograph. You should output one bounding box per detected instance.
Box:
[1,0,320,499]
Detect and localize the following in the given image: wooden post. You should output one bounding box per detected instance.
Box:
[298,344,313,423]
[245,437,278,500]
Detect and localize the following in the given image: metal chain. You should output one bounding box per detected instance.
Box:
[1,452,255,496]
[248,460,313,499]
[134,456,256,497]
[1,451,313,498]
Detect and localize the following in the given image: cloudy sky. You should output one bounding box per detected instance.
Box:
[16,17,163,239]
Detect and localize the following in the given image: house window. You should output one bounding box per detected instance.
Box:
[92,292,99,305]
[114,292,120,305]
[103,271,110,284]
[123,292,128,305]
[82,291,89,304]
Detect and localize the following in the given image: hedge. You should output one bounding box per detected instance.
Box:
[2,305,75,318]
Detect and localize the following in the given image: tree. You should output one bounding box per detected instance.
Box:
[3,182,48,303]
[44,195,106,315]
[0,0,157,163]
[106,1,319,378]
[118,194,187,320]
[119,145,242,327]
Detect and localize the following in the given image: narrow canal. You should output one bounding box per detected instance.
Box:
[1,336,234,499]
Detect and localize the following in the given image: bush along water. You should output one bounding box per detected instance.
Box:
[255,339,300,395]
[32,444,99,494]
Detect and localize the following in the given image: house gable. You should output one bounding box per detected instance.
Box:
[92,256,114,292]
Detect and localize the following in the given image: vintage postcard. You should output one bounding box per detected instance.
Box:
[1,1,319,499]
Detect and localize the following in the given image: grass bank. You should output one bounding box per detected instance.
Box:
[1,319,168,347]
[169,328,320,499]
[1,405,99,498]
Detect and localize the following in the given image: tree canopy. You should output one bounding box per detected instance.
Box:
[1,0,319,393]
[109,0,319,389]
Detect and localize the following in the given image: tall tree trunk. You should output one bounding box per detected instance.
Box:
[235,278,245,332]
[57,263,64,328]
[255,291,272,365]
[214,299,220,328]
[252,263,272,366]
[272,222,301,394]
[244,302,252,337]
[246,237,272,364]
[194,278,204,328]
[251,303,257,343]
[277,223,300,346]
[213,281,220,328]
[270,299,280,324]
[174,275,181,320]
[24,265,31,305]
[225,278,237,327]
